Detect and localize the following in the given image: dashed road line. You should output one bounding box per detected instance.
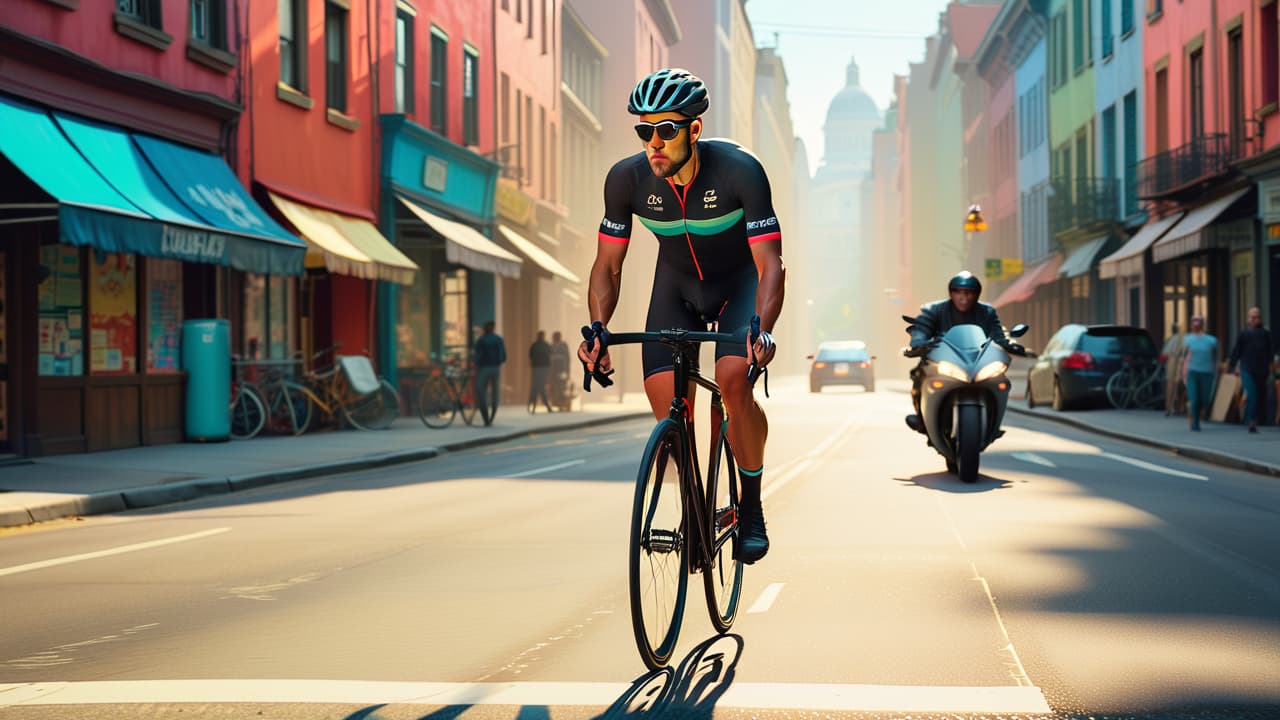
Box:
[0,528,231,578]
[1012,451,1057,468]
[505,459,587,478]
[1102,452,1209,481]
[747,582,786,613]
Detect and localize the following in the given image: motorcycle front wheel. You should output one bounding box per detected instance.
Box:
[956,404,981,483]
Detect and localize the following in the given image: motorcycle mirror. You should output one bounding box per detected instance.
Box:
[1009,323,1030,338]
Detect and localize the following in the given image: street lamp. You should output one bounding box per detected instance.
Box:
[963,204,988,233]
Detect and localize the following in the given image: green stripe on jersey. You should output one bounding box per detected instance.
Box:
[685,209,743,235]
[637,216,686,235]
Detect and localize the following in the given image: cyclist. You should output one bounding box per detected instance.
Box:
[578,68,785,564]
[903,271,1022,433]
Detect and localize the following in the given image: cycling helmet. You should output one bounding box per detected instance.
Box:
[628,68,709,117]
[948,271,982,297]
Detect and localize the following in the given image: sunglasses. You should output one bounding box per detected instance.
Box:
[634,119,693,143]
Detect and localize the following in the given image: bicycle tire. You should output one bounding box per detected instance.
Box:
[418,374,458,429]
[1105,366,1137,409]
[703,420,743,633]
[458,376,478,427]
[345,379,400,431]
[273,381,315,435]
[1136,366,1165,410]
[630,418,689,671]
[229,385,266,440]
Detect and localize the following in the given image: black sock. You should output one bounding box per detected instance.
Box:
[740,466,762,509]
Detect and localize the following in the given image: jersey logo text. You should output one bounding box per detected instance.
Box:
[601,218,627,232]
[746,217,779,231]
[703,189,718,208]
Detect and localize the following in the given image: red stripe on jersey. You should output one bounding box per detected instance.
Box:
[598,232,629,245]
[748,232,782,245]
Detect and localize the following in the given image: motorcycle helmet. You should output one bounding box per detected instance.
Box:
[948,271,982,298]
[627,69,709,117]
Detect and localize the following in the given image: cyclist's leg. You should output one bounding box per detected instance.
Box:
[642,269,703,421]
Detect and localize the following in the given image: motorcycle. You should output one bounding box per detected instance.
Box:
[902,318,1031,483]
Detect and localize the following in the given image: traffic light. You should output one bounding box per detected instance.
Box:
[963,204,988,232]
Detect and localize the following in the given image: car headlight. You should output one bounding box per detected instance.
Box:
[974,361,1009,382]
[936,361,969,381]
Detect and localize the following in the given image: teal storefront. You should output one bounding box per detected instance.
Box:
[377,115,522,390]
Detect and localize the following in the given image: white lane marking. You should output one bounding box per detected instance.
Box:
[761,459,811,501]
[0,528,231,578]
[747,582,786,614]
[0,680,1051,713]
[806,417,858,459]
[1012,451,1057,468]
[505,459,587,478]
[1102,452,1210,481]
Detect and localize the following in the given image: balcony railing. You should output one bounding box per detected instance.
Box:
[1048,176,1120,236]
[1135,133,1233,199]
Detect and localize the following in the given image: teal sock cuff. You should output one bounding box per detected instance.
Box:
[740,466,763,477]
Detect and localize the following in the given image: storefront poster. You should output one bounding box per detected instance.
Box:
[55,246,81,308]
[89,251,137,375]
[146,258,182,372]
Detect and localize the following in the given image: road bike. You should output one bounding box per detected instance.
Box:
[286,347,401,432]
[416,354,478,429]
[583,319,762,670]
[1106,357,1164,410]
[230,357,267,439]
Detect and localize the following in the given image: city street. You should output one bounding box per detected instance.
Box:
[2,378,1278,719]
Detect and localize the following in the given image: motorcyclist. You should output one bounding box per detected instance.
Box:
[903,271,1024,433]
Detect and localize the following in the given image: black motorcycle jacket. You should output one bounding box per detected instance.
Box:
[908,299,1012,350]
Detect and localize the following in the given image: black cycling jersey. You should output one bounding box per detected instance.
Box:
[598,139,781,376]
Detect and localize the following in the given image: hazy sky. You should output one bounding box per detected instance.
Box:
[744,0,954,173]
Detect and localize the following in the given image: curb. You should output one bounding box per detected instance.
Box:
[3,410,653,529]
[1006,405,1280,479]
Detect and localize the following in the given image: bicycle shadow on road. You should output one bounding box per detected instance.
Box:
[593,633,744,719]
[895,471,1012,493]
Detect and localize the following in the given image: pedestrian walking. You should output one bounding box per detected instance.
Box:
[1181,316,1219,431]
[549,330,572,411]
[1160,324,1185,416]
[473,321,506,426]
[1225,307,1274,433]
[528,330,554,413]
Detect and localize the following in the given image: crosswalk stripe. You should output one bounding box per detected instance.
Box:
[0,680,1052,713]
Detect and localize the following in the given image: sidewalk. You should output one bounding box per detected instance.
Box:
[0,397,654,529]
[1006,392,1280,479]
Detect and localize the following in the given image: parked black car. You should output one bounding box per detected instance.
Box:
[1026,324,1158,410]
[809,341,875,393]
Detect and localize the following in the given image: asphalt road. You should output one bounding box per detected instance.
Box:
[1,377,1278,719]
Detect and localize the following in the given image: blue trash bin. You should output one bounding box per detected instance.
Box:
[183,319,230,442]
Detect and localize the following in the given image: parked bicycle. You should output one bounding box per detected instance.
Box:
[229,357,268,440]
[582,319,763,670]
[1106,356,1165,410]
[281,346,401,432]
[417,354,478,429]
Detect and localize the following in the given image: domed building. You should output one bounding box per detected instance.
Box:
[808,56,883,344]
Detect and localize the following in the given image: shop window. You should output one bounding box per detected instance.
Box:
[463,46,479,146]
[146,258,183,373]
[37,245,86,377]
[430,27,448,134]
[190,0,227,49]
[325,1,349,113]
[242,274,295,360]
[279,0,306,91]
[89,251,138,375]
[118,0,162,28]
[395,9,415,114]
[441,268,468,359]
[396,247,434,368]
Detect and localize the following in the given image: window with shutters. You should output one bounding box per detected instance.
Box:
[430,27,448,134]
[1123,91,1138,215]
[325,2,348,112]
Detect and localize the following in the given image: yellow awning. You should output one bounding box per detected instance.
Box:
[398,195,523,279]
[498,225,582,284]
[268,191,418,285]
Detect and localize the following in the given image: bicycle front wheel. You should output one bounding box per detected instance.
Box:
[704,423,743,633]
[345,379,400,430]
[418,375,457,429]
[630,418,689,671]
[458,376,478,427]
[229,386,266,440]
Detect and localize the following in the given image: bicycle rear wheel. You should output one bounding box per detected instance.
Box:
[229,386,266,439]
[1105,367,1137,409]
[345,379,400,430]
[630,418,689,671]
[703,420,743,633]
[458,376,478,426]
[418,375,458,429]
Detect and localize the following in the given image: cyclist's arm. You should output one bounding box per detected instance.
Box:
[589,160,636,327]
[738,151,784,333]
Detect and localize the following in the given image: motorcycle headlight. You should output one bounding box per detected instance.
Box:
[974,361,1009,382]
[936,361,970,382]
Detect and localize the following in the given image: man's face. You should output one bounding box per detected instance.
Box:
[1248,308,1262,328]
[638,111,700,179]
[1191,319,1204,333]
[950,287,978,313]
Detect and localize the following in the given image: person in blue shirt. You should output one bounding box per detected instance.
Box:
[473,321,507,426]
[1180,315,1219,431]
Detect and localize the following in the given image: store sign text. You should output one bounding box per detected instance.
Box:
[162,226,227,261]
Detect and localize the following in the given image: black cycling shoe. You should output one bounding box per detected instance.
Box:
[737,504,770,564]
[905,414,925,433]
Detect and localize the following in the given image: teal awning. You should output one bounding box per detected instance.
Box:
[0,95,305,275]
[1058,234,1112,278]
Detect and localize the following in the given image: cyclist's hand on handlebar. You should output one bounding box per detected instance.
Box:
[748,328,776,368]
[579,322,615,390]
[576,339,613,376]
